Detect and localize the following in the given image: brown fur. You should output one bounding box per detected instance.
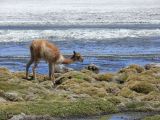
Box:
[26,39,83,82]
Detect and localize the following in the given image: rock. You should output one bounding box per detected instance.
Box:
[9,114,55,120]
[4,92,23,101]
[9,113,26,120]
[85,64,99,74]
[0,97,7,102]
[145,64,153,70]
[144,63,160,70]
[55,65,73,73]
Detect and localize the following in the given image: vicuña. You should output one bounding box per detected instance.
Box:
[26,39,83,82]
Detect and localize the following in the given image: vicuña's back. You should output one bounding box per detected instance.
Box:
[30,40,60,63]
[26,39,83,83]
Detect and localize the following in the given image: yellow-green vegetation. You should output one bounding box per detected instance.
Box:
[98,73,115,82]
[142,91,160,101]
[0,64,160,119]
[0,99,116,119]
[54,71,95,86]
[118,87,139,98]
[117,64,145,83]
[128,81,156,94]
[119,64,145,74]
[143,115,160,120]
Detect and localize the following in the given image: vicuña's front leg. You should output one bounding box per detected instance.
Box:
[49,63,52,80]
[49,63,56,87]
[49,63,55,83]
[51,64,56,85]
[32,62,38,80]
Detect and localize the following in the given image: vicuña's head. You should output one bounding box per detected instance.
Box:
[71,51,83,62]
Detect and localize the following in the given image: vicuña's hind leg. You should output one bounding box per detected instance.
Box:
[26,59,33,79]
[49,63,55,85]
[32,62,38,80]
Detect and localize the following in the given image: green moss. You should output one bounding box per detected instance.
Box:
[106,96,121,105]
[119,87,139,98]
[119,68,137,75]
[117,65,146,83]
[152,102,160,109]
[0,68,14,81]
[57,78,82,90]
[0,110,9,120]
[119,64,144,74]
[142,91,160,101]
[129,64,145,73]
[0,66,160,118]
[143,115,160,120]
[0,99,117,118]
[0,81,28,92]
[125,101,148,111]
[117,66,144,84]
[128,81,156,94]
[81,69,99,79]
[72,72,94,82]
[126,74,156,83]
[55,71,95,86]
[57,78,110,98]
[98,73,114,82]
[13,72,49,82]
[74,86,107,97]
[115,73,129,83]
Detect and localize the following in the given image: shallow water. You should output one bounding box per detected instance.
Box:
[0,38,160,73]
[98,112,159,120]
[14,112,159,120]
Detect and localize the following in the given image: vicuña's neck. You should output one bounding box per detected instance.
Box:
[57,55,75,64]
[62,57,75,64]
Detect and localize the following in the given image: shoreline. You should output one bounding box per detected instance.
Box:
[7,112,160,120]
[0,64,160,119]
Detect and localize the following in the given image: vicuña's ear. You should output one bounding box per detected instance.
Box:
[73,51,76,55]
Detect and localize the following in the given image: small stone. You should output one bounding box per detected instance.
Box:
[0,97,7,102]
[4,92,23,101]
[85,64,99,73]
[55,65,74,73]
[144,63,160,70]
[9,113,26,120]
